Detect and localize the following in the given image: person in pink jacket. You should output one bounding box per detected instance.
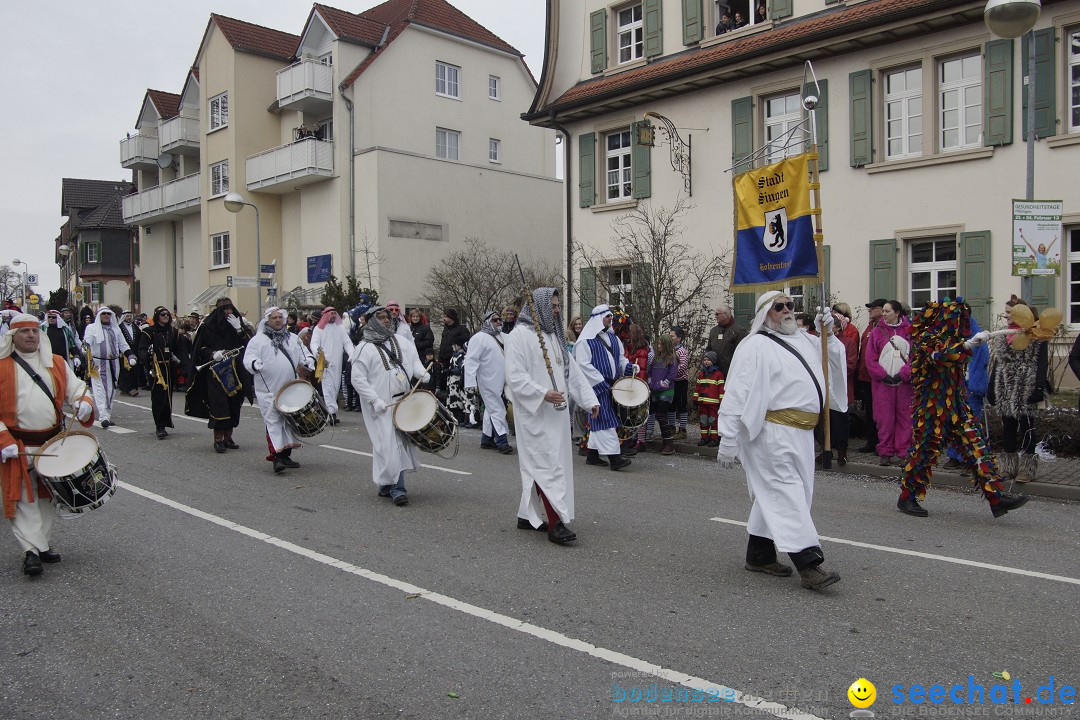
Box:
[864,300,913,466]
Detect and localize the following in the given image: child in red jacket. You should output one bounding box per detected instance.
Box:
[693,351,725,447]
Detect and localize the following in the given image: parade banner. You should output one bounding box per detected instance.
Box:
[1011,199,1062,276]
[731,154,818,289]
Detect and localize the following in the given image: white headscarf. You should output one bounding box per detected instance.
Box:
[750,290,784,336]
[579,303,613,342]
[0,313,54,365]
[83,307,123,350]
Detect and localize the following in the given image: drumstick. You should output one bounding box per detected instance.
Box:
[19,452,58,457]
[387,363,434,407]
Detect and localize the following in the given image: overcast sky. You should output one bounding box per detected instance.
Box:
[0,0,547,294]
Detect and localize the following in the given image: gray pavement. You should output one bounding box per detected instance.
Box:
[1,395,1078,720]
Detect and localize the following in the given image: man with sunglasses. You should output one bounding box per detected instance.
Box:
[715,291,847,591]
[139,306,183,439]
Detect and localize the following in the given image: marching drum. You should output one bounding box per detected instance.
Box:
[393,389,457,455]
[34,431,117,515]
[611,376,650,430]
[275,379,330,438]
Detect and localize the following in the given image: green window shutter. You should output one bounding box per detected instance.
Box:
[80,241,88,264]
[579,132,596,208]
[1022,28,1056,139]
[733,292,755,330]
[644,0,663,58]
[682,0,703,45]
[731,96,754,174]
[804,78,828,170]
[133,237,140,265]
[984,39,1013,146]
[579,267,597,319]
[631,121,652,199]
[849,69,873,167]
[769,0,793,20]
[95,281,103,302]
[1030,276,1056,309]
[959,230,992,329]
[868,238,897,303]
[590,10,607,74]
[133,280,141,306]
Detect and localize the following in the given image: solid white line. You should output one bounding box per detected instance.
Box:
[320,444,471,476]
[108,426,136,434]
[709,517,1080,586]
[116,480,823,720]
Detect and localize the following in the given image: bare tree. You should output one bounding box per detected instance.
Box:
[576,196,730,360]
[355,228,384,289]
[0,265,22,303]
[424,238,562,332]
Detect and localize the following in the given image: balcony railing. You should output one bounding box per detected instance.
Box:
[246,138,333,193]
[122,173,201,225]
[276,59,333,111]
[120,133,159,170]
[159,115,200,155]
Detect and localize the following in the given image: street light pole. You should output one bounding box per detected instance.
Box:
[12,259,29,312]
[223,192,262,317]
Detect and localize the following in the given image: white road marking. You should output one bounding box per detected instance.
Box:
[114,399,204,423]
[320,444,471,476]
[709,517,1080,586]
[117,480,823,720]
[107,426,136,434]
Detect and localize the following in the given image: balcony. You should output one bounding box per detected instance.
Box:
[159,115,200,155]
[120,134,159,170]
[122,173,201,225]
[276,59,333,112]
[246,138,333,193]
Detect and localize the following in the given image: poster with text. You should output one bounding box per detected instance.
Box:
[1012,200,1062,276]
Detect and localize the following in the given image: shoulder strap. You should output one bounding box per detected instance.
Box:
[11,354,62,423]
[761,333,823,413]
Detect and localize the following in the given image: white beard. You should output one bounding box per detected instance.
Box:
[767,316,798,335]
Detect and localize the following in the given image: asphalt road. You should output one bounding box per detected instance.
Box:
[2,394,1078,720]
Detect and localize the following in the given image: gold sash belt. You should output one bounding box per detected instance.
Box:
[764,408,819,430]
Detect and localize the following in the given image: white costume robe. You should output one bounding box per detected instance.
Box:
[350,336,427,487]
[394,321,412,341]
[505,326,598,527]
[716,330,846,553]
[573,332,630,455]
[463,331,508,438]
[312,322,354,415]
[83,311,133,422]
[2,351,93,553]
[243,333,307,453]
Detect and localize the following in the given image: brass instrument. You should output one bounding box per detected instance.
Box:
[195,347,242,373]
[314,348,326,382]
[83,343,100,380]
[152,351,169,390]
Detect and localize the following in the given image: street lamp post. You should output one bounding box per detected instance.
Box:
[223,192,262,317]
[12,258,29,312]
[58,243,78,309]
[984,0,1041,303]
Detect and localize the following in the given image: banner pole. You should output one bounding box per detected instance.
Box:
[805,93,832,470]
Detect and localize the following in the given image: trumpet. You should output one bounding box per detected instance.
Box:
[152,351,169,390]
[195,347,241,372]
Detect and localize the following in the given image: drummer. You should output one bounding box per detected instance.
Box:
[573,304,636,471]
[350,306,430,506]
[0,314,95,577]
[243,307,315,473]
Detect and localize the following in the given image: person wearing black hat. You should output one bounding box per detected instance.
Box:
[139,307,183,439]
[855,299,885,452]
[436,308,470,395]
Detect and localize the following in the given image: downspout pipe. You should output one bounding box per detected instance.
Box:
[549,115,572,311]
[339,82,356,279]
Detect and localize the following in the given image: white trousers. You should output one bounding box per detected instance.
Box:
[10,485,57,554]
[479,386,508,437]
[587,427,621,454]
[91,375,114,421]
[321,361,341,415]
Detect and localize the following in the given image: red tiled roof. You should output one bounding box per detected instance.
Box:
[340,0,522,89]
[314,4,387,46]
[212,14,300,61]
[146,89,181,120]
[534,0,969,116]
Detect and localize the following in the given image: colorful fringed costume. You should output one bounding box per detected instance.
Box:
[899,299,1014,513]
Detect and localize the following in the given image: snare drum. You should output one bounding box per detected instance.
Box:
[34,431,117,515]
[393,389,457,454]
[611,376,650,430]
[274,379,330,438]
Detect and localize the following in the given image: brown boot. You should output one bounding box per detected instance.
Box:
[660,438,675,455]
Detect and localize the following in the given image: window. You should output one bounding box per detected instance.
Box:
[786,284,806,313]
[209,92,228,130]
[939,54,981,151]
[713,0,766,36]
[210,160,229,196]
[87,282,101,305]
[317,118,333,142]
[211,232,231,268]
[1070,29,1080,133]
[488,75,500,100]
[389,220,444,241]
[318,52,332,66]
[86,242,101,264]
[1067,228,1080,327]
[607,267,633,309]
[488,138,501,163]
[436,127,460,160]
[908,237,957,310]
[435,61,460,99]
[605,129,633,202]
[764,92,802,163]
[884,66,923,159]
[617,4,644,64]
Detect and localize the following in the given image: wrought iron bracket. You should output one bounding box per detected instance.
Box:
[641,111,692,196]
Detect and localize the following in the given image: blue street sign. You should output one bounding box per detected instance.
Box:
[307,254,332,283]
[261,264,276,274]
[259,277,272,287]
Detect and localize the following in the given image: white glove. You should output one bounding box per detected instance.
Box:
[1,444,17,462]
[371,399,388,417]
[226,315,242,331]
[76,401,93,423]
[303,358,316,372]
[73,357,82,370]
[716,436,739,470]
[421,373,431,385]
[252,359,264,373]
[964,330,990,350]
[212,350,225,362]
[814,306,835,335]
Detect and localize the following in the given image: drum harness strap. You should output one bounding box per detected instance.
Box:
[10,354,64,443]
[364,337,409,399]
[760,333,824,427]
[596,331,624,385]
[257,344,299,396]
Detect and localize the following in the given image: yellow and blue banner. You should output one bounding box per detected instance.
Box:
[731,154,819,290]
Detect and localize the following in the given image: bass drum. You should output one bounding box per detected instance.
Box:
[34,431,117,516]
[275,379,330,438]
[393,389,457,455]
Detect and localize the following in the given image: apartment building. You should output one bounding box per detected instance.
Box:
[524,0,1080,338]
[117,0,561,315]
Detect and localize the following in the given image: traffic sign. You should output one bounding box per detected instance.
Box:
[74,287,84,301]
[260,264,276,274]
[26,274,39,286]
[227,275,259,288]
[267,288,278,299]
[259,277,272,287]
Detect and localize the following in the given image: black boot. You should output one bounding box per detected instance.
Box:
[607,454,631,471]
[273,458,287,473]
[213,430,226,454]
[897,495,929,517]
[278,449,300,468]
[991,493,1029,518]
[22,551,42,577]
[585,449,608,466]
[547,521,577,545]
